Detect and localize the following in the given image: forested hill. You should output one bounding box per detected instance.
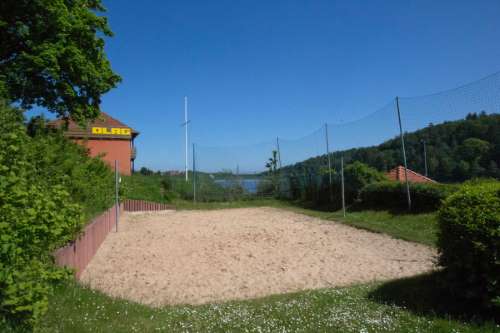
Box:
[288,113,500,182]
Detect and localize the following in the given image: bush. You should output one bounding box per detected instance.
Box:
[0,105,115,328]
[343,162,387,203]
[360,181,457,212]
[27,117,115,219]
[283,162,386,209]
[437,181,500,314]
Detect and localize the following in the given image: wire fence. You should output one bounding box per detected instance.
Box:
[190,71,500,210]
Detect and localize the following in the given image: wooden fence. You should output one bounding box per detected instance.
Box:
[54,204,121,279]
[123,199,175,212]
[54,199,174,278]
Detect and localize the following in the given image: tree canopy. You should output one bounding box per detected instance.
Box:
[285,113,500,183]
[0,0,121,122]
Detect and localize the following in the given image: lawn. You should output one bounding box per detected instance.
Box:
[35,273,498,333]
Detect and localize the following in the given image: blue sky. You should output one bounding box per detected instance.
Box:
[39,1,500,171]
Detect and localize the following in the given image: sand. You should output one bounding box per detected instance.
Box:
[80,207,436,306]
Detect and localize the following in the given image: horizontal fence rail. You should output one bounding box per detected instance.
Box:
[54,204,121,279]
[123,199,175,212]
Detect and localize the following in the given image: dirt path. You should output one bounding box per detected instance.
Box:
[80,207,436,306]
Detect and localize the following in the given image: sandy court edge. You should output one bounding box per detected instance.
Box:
[80,207,436,306]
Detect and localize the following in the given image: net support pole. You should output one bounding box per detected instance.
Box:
[341,155,346,217]
[192,143,196,203]
[422,139,428,177]
[395,96,412,211]
[325,123,333,202]
[276,137,282,169]
[115,160,119,232]
[184,96,189,182]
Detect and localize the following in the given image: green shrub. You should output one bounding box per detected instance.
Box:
[343,162,387,203]
[437,181,500,313]
[0,105,116,328]
[283,162,386,209]
[359,181,457,212]
[27,118,115,219]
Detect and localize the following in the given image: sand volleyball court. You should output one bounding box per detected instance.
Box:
[80,207,435,306]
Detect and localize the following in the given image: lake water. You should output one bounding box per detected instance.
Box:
[214,179,261,194]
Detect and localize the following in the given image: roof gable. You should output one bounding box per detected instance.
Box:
[386,166,437,183]
[48,112,138,140]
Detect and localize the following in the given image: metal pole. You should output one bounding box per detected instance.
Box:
[325,123,334,203]
[192,143,196,203]
[115,160,119,232]
[396,97,412,211]
[276,137,282,169]
[325,123,333,184]
[341,155,346,217]
[422,140,428,177]
[184,96,189,182]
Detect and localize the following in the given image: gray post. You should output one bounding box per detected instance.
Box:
[115,160,119,232]
[325,123,333,201]
[422,139,428,177]
[192,143,196,203]
[395,97,412,211]
[276,137,282,169]
[341,155,346,217]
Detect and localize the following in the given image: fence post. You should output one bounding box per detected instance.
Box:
[115,160,119,232]
[324,123,333,202]
[395,97,412,211]
[192,143,196,203]
[341,155,346,217]
[276,137,282,169]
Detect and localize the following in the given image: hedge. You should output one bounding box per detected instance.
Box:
[437,180,500,314]
[359,181,457,212]
[0,105,115,329]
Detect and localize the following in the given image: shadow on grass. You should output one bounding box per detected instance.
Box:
[368,271,499,324]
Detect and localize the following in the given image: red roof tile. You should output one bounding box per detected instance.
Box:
[386,166,437,183]
[48,112,138,140]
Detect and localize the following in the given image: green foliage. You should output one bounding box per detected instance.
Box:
[0,0,121,122]
[264,150,280,196]
[26,116,115,219]
[0,103,115,328]
[360,181,457,212]
[285,113,500,183]
[282,162,385,209]
[437,180,500,314]
[139,167,154,176]
[343,161,387,202]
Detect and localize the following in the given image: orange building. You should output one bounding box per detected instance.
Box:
[50,113,139,175]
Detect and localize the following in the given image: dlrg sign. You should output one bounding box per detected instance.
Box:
[92,127,131,136]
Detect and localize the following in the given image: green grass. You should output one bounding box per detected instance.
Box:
[35,273,498,333]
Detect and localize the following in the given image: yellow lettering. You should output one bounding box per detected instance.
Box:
[91,127,131,136]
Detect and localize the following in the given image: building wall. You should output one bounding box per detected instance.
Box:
[76,139,132,175]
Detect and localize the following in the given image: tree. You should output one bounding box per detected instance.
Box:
[0,0,121,122]
[265,150,278,175]
[456,138,490,162]
[139,167,154,176]
[343,161,386,202]
[261,150,279,196]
